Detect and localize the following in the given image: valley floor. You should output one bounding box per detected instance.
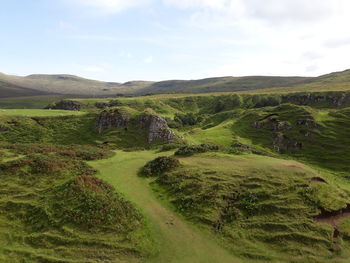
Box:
[89,150,241,263]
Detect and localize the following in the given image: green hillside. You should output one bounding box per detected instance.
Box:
[1,89,350,262]
[2,69,350,99]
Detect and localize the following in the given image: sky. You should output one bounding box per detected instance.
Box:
[1,0,350,82]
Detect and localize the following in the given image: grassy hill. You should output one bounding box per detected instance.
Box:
[2,69,350,99]
[1,83,350,262]
[135,76,312,95]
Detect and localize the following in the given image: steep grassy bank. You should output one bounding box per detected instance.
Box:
[142,152,350,262]
[0,146,154,263]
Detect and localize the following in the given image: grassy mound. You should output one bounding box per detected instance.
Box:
[146,153,350,262]
[141,156,180,177]
[0,151,153,263]
[52,176,142,230]
[174,144,220,156]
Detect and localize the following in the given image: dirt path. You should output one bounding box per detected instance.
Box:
[89,150,239,263]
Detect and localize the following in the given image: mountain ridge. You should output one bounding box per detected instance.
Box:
[1,69,350,98]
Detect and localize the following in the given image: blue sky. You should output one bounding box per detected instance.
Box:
[1,0,350,82]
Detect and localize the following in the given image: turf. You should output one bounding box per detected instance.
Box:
[0,109,85,117]
[145,152,350,262]
[89,150,242,263]
[1,88,350,262]
[0,148,154,263]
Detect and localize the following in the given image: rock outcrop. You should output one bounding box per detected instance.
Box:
[282,92,350,107]
[95,109,178,144]
[95,100,123,109]
[0,125,9,132]
[138,113,177,143]
[96,109,130,134]
[252,114,292,132]
[273,133,302,153]
[46,100,81,111]
[296,119,318,128]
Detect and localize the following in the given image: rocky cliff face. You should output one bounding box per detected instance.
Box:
[96,109,129,134]
[138,113,176,143]
[95,110,178,144]
[273,133,302,153]
[95,100,123,109]
[282,92,350,107]
[252,113,320,153]
[47,100,81,111]
[252,114,292,132]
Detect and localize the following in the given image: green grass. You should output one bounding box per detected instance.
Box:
[2,88,350,262]
[146,152,350,262]
[0,148,154,263]
[89,150,241,263]
[0,109,85,117]
[0,95,68,109]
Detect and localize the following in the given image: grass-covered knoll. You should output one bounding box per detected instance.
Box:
[0,95,67,109]
[2,93,350,174]
[0,114,98,144]
[0,109,85,117]
[145,152,350,262]
[232,104,350,173]
[90,150,240,263]
[0,147,153,263]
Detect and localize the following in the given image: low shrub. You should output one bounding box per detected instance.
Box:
[228,142,252,155]
[175,144,220,156]
[141,156,180,177]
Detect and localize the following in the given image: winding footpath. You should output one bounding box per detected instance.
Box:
[90,150,239,263]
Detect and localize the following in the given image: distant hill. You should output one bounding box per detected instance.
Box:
[1,69,350,98]
[136,76,313,94]
[0,73,153,97]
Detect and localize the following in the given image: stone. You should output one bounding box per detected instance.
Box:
[0,125,9,132]
[138,113,176,143]
[273,134,302,153]
[46,100,81,111]
[96,109,129,134]
[296,119,318,128]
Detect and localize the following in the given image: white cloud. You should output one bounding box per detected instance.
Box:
[59,21,78,31]
[164,0,343,23]
[71,0,149,13]
[163,0,236,10]
[144,56,154,64]
[163,0,350,78]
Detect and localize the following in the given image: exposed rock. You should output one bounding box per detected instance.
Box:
[96,109,129,134]
[47,100,81,111]
[282,92,350,107]
[0,125,9,132]
[273,121,292,131]
[296,119,318,128]
[138,113,176,143]
[95,102,109,109]
[299,130,313,137]
[253,114,292,131]
[273,133,302,153]
[94,100,123,109]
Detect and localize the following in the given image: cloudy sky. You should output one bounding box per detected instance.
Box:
[1,0,350,82]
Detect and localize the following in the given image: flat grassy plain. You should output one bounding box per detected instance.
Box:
[0,109,85,117]
[0,95,67,109]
